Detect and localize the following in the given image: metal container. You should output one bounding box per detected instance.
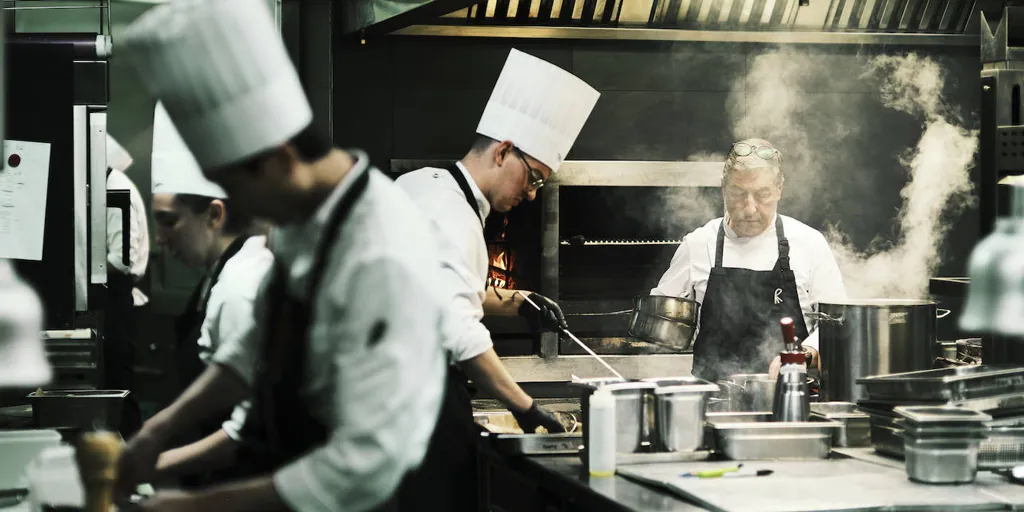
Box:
[629,295,699,351]
[858,365,1024,402]
[479,432,583,455]
[27,389,128,430]
[709,419,841,460]
[979,426,1024,470]
[571,379,656,466]
[642,377,719,452]
[903,437,981,484]
[815,299,943,403]
[717,373,775,412]
[810,402,871,447]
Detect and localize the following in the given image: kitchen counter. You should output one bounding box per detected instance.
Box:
[482,449,1024,512]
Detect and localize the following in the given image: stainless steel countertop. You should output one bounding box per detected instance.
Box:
[516,452,1024,512]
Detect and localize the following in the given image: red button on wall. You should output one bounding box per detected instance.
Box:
[8,154,21,167]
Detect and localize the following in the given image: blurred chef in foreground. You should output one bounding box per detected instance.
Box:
[104,135,148,437]
[0,259,49,388]
[651,139,845,382]
[146,102,273,487]
[393,48,599,510]
[115,0,447,511]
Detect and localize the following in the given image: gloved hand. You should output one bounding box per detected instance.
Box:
[512,402,567,434]
[518,292,568,333]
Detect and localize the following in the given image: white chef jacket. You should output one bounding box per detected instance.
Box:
[106,169,150,306]
[394,162,494,363]
[199,236,273,364]
[213,155,447,512]
[650,214,846,350]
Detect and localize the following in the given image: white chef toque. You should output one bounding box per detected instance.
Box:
[151,102,226,199]
[0,260,50,388]
[476,49,600,172]
[118,0,312,172]
[106,135,133,173]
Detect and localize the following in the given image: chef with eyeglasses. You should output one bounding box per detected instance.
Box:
[650,138,846,382]
[394,48,599,511]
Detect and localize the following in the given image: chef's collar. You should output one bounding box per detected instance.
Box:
[309,150,370,230]
[455,160,491,223]
[723,213,778,240]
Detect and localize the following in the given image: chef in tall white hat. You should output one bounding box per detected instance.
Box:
[102,134,151,437]
[143,102,273,490]
[115,0,447,511]
[394,48,599,511]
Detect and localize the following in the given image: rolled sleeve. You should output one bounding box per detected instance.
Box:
[272,257,445,512]
[221,400,250,442]
[439,259,492,363]
[651,238,695,298]
[211,268,273,387]
[803,235,847,350]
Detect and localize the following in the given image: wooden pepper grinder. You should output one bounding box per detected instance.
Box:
[74,431,122,512]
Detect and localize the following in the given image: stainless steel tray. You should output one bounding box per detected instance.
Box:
[710,420,841,460]
[479,432,583,455]
[858,392,1024,416]
[616,450,711,465]
[893,405,993,426]
[857,365,1024,402]
[979,426,1024,470]
[810,402,870,448]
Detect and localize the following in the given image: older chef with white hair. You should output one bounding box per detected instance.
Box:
[394,49,599,511]
[651,139,846,382]
[114,1,447,511]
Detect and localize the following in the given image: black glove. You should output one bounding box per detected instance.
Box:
[512,403,567,434]
[518,293,568,333]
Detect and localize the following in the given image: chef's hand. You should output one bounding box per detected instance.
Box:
[518,292,568,333]
[512,402,567,434]
[115,426,167,502]
[131,490,197,512]
[768,347,820,380]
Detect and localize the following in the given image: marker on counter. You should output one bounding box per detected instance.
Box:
[680,465,773,479]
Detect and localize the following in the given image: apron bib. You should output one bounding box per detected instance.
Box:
[691,216,809,382]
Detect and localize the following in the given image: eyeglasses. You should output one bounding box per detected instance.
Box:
[512,147,546,191]
[731,142,783,163]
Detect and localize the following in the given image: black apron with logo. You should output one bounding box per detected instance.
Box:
[239,167,400,511]
[691,216,810,382]
[396,164,481,512]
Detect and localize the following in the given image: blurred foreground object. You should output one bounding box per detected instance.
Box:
[0,258,50,387]
[75,431,122,512]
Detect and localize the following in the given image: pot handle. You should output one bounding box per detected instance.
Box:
[936,309,952,319]
[807,311,844,325]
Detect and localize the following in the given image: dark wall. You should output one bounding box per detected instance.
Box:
[333,36,981,289]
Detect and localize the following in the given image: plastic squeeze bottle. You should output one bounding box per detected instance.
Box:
[588,387,616,477]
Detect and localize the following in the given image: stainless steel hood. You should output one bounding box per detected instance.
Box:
[389,0,1003,45]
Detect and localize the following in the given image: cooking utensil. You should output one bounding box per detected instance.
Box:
[519,292,625,380]
[628,295,699,352]
[813,299,947,402]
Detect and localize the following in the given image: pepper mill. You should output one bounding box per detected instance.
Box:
[772,317,810,422]
[74,431,122,512]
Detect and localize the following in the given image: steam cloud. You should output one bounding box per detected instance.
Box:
[825,54,977,299]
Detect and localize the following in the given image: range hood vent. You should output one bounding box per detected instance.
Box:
[389,0,1001,44]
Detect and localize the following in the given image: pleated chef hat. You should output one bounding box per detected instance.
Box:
[476,49,600,172]
[106,135,133,172]
[119,0,312,172]
[151,102,226,199]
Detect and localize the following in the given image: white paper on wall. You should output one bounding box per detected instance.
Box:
[0,140,52,261]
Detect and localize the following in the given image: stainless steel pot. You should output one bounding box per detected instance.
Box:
[813,299,949,403]
[628,295,699,351]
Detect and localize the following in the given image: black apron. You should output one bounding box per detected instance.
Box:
[691,216,810,382]
[172,234,252,487]
[396,164,481,512]
[239,166,401,511]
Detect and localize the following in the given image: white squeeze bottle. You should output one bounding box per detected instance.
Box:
[588,387,616,477]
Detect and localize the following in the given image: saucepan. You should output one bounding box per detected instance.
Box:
[628,295,699,352]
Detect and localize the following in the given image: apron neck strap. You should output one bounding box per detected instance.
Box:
[714,215,790,270]
[445,162,484,228]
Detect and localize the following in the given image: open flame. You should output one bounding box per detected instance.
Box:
[487,217,516,289]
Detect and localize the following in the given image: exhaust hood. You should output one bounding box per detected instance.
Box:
[387,0,1003,45]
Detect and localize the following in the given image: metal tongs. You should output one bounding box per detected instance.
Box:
[518,292,625,380]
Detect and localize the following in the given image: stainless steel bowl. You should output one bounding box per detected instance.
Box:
[629,295,699,351]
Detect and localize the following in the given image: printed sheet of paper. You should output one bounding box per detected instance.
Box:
[0,140,52,260]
